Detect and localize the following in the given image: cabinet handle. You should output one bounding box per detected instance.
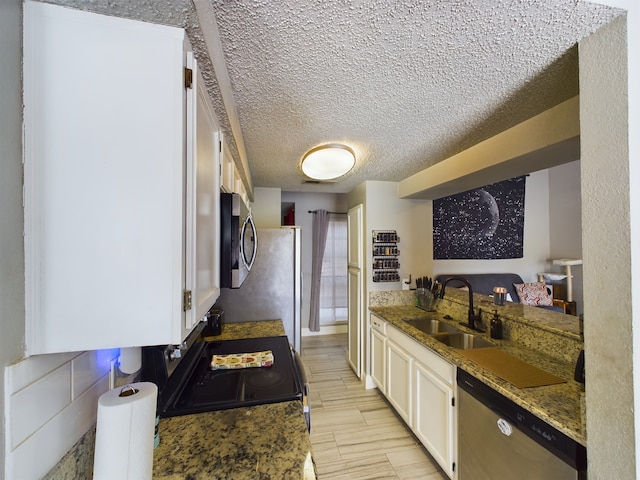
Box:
[184,67,193,89]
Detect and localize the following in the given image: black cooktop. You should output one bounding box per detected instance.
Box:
[162,336,303,417]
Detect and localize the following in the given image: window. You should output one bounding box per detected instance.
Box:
[319,216,348,325]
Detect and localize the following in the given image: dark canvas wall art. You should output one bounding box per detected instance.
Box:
[433,176,526,259]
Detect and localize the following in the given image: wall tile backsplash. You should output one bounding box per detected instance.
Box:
[4,348,118,479]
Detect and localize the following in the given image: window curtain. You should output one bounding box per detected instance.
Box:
[309,210,330,332]
[319,217,348,325]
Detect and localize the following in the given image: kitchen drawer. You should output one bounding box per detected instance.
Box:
[371,314,387,335]
[416,344,455,386]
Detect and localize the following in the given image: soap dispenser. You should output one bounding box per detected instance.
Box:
[490,310,503,339]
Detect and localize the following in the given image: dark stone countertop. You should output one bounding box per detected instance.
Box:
[153,401,315,479]
[153,320,315,479]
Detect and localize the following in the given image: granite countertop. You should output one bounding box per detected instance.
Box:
[153,401,315,480]
[202,319,286,342]
[369,304,586,446]
[153,320,315,480]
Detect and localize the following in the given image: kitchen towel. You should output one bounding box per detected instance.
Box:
[93,382,158,480]
[211,350,274,369]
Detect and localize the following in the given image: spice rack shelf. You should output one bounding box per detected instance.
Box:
[372,230,400,282]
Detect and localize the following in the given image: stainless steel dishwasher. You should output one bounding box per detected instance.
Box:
[457,369,586,479]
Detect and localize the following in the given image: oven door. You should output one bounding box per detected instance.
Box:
[220,193,257,288]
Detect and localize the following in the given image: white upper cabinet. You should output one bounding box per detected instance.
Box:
[220,136,235,194]
[219,136,249,206]
[23,2,218,354]
[189,71,222,322]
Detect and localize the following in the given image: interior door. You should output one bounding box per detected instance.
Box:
[347,204,364,377]
[347,266,362,376]
[347,204,363,268]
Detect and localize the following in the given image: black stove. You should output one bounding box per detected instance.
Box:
[171,336,303,413]
[141,327,309,429]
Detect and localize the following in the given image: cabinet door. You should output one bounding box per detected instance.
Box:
[24,2,188,353]
[347,267,362,377]
[188,72,221,324]
[370,326,386,392]
[219,135,235,193]
[414,361,456,477]
[386,339,412,424]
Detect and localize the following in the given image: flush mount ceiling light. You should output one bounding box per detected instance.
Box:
[300,144,356,181]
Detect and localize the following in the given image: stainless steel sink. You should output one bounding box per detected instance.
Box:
[432,332,495,350]
[404,316,495,350]
[404,317,460,335]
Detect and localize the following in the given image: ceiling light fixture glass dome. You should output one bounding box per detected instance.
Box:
[300,144,356,180]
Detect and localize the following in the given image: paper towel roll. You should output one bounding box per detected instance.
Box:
[93,382,158,480]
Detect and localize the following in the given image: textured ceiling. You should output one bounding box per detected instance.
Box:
[210,0,621,194]
[43,0,622,196]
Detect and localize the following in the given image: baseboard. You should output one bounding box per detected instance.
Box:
[302,324,348,336]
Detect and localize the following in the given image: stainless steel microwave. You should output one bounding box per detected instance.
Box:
[220,193,257,288]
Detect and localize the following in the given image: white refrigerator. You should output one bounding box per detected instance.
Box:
[215,227,302,351]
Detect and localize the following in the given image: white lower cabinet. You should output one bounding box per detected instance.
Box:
[378,323,457,479]
[370,315,387,392]
[386,339,413,425]
[414,360,456,478]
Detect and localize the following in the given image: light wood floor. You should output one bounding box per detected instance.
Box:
[301,333,448,480]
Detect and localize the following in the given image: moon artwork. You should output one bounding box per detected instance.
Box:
[433,176,526,259]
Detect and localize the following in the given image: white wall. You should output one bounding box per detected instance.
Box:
[345,181,431,385]
[345,180,432,308]
[5,349,118,478]
[430,164,585,314]
[433,169,551,283]
[1,0,27,474]
[618,2,640,476]
[580,12,636,479]
[347,181,366,210]
[548,160,583,312]
[251,187,282,228]
[281,191,348,333]
[363,181,433,293]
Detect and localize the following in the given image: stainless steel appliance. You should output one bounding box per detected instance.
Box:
[457,369,586,479]
[141,323,310,430]
[220,193,257,288]
[215,227,302,352]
